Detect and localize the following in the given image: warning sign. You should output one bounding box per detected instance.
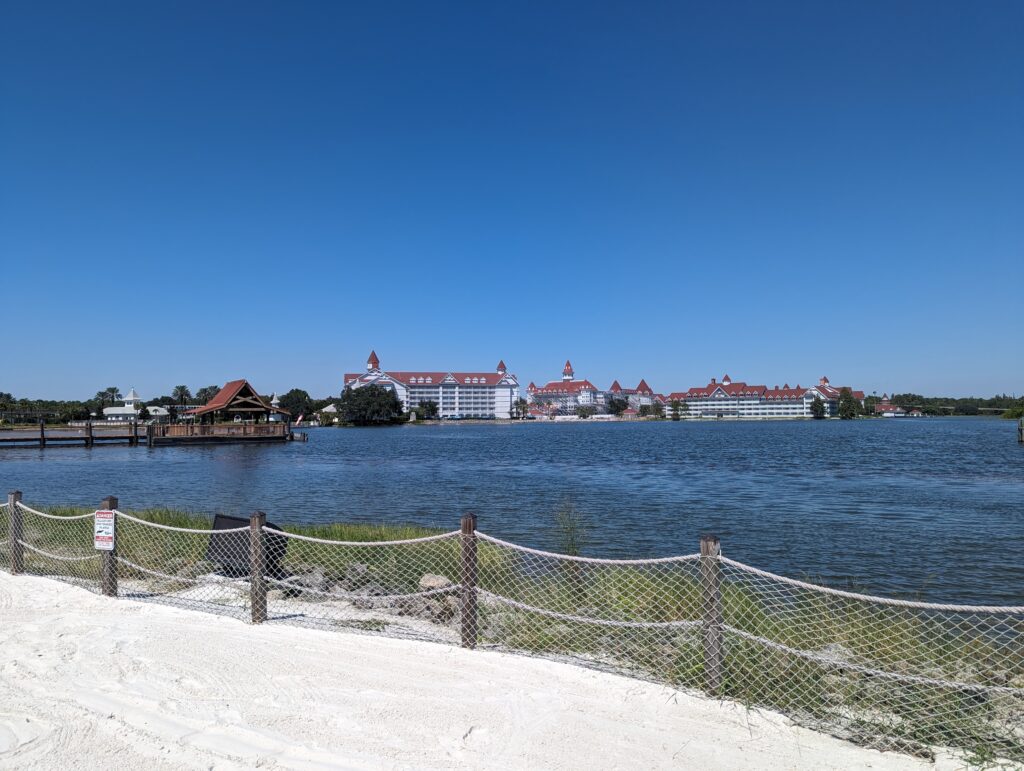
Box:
[94,510,115,551]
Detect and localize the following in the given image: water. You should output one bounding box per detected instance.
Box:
[3,418,1022,604]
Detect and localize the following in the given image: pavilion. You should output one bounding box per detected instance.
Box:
[184,380,291,424]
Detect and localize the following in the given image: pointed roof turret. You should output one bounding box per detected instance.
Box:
[609,380,622,393]
[820,375,830,386]
[636,379,652,394]
[124,388,141,403]
[562,359,574,381]
[722,374,731,385]
[367,350,380,371]
[528,381,537,391]
[496,359,507,374]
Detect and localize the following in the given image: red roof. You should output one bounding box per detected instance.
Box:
[622,407,639,415]
[186,380,290,417]
[563,360,574,376]
[609,380,622,393]
[346,370,514,387]
[667,376,865,403]
[635,379,653,395]
[533,379,598,394]
[367,350,380,368]
[497,360,506,372]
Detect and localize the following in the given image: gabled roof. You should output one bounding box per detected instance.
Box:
[533,379,598,394]
[186,380,290,416]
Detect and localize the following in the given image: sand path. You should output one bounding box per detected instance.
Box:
[0,573,954,770]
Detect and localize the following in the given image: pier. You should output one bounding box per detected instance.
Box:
[0,420,305,449]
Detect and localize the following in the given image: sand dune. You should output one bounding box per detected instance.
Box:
[0,573,953,770]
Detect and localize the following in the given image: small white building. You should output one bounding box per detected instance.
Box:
[268,393,285,422]
[102,389,169,422]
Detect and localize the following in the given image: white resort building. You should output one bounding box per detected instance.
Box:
[667,375,865,419]
[526,361,600,415]
[343,351,520,419]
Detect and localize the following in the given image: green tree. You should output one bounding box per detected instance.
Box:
[416,400,439,419]
[650,401,665,418]
[575,405,596,419]
[606,397,628,416]
[669,399,682,420]
[810,396,826,419]
[838,388,859,420]
[338,384,403,426]
[172,385,192,406]
[137,403,150,421]
[279,388,314,417]
[195,385,220,404]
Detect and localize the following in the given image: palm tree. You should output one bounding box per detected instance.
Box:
[514,398,529,419]
[95,387,121,406]
[172,385,192,407]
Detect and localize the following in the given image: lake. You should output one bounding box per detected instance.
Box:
[2,418,1022,605]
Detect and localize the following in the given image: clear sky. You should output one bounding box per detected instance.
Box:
[2,2,1021,400]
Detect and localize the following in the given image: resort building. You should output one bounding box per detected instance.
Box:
[343,351,520,419]
[874,395,907,418]
[102,389,170,422]
[607,379,658,411]
[527,361,600,415]
[667,375,865,419]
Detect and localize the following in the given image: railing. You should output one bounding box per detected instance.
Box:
[2,493,1022,765]
[155,422,289,438]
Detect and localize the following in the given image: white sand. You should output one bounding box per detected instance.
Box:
[0,573,953,770]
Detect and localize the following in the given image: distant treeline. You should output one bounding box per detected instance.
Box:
[0,386,337,424]
[864,393,1024,418]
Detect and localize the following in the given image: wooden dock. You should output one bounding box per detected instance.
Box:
[0,421,304,448]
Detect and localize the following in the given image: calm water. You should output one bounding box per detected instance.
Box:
[3,419,1023,604]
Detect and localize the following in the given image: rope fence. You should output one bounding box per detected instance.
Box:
[1,490,1022,764]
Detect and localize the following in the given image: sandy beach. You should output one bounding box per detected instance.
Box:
[0,573,957,770]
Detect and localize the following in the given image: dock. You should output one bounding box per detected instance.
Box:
[0,421,305,449]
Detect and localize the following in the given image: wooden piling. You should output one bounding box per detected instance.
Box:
[250,511,268,623]
[99,496,118,597]
[84,420,93,447]
[460,513,478,649]
[38,420,45,448]
[8,490,24,574]
[700,534,724,696]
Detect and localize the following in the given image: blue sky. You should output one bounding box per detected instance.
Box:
[2,2,1021,400]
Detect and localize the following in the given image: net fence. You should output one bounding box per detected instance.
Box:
[1,500,1021,764]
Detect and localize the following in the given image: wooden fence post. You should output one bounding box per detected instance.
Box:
[8,490,24,574]
[38,420,46,448]
[100,496,118,597]
[460,513,478,649]
[250,511,267,623]
[700,534,723,696]
[84,420,93,447]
